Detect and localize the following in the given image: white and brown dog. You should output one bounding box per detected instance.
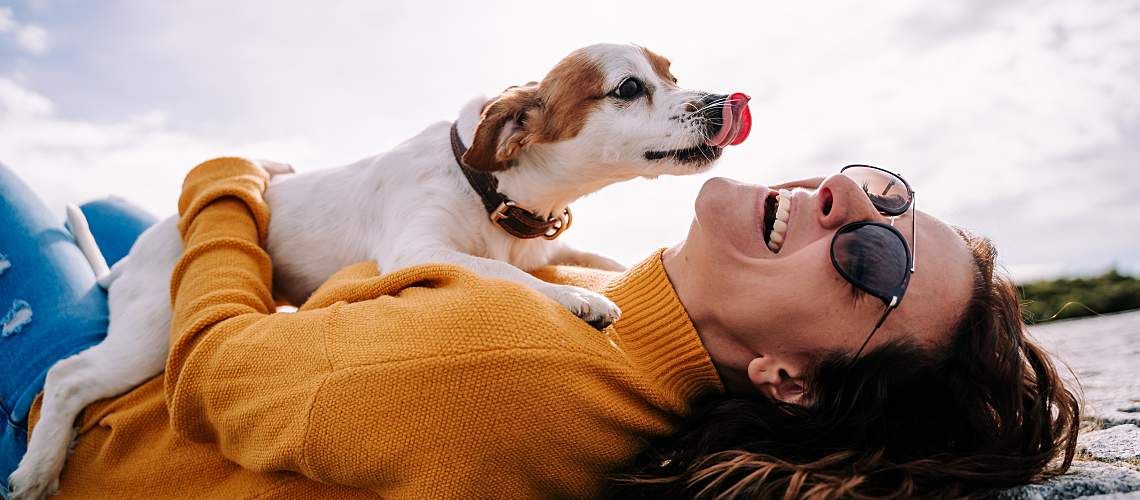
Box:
[8,43,751,499]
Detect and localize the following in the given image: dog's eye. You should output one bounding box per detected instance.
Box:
[611,77,644,100]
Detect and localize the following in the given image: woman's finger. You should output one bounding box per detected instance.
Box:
[250,159,295,178]
[770,176,824,191]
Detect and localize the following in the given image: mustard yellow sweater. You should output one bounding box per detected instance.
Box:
[33,158,724,498]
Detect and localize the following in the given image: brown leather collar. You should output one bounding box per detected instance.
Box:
[449,121,572,240]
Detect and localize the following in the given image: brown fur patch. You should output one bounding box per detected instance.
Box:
[533,50,607,143]
[642,47,677,86]
[462,50,606,171]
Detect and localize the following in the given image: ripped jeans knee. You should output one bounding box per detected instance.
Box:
[0,162,154,486]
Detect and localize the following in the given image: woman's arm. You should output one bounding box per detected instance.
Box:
[164,157,301,460]
[162,158,645,496]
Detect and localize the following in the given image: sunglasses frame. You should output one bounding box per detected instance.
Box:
[833,165,916,360]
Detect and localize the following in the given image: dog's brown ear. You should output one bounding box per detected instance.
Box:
[463,86,540,172]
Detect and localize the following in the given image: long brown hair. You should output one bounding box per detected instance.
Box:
[608,230,1080,499]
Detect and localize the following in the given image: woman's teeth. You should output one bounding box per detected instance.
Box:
[767,189,791,253]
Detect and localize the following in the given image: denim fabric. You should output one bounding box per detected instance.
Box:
[0,163,155,489]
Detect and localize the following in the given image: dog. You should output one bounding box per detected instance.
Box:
[8,42,752,499]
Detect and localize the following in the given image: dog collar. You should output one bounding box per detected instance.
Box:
[449,121,572,240]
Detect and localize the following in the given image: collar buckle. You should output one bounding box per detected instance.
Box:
[543,208,573,240]
[490,201,515,223]
[453,121,575,240]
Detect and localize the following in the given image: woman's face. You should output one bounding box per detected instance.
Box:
[662,173,974,401]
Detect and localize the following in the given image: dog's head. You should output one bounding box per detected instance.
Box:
[462,43,751,179]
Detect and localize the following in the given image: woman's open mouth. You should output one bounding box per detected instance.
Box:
[644,143,724,164]
[761,189,791,253]
[761,192,778,248]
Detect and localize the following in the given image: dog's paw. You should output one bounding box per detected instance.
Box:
[540,284,622,329]
[7,464,60,500]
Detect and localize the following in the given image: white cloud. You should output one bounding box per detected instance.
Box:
[0,77,53,116]
[2,0,1138,281]
[0,6,48,54]
[0,77,317,217]
[16,24,48,54]
[0,7,15,32]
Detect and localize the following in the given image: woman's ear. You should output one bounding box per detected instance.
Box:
[747,356,807,404]
[462,86,541,172]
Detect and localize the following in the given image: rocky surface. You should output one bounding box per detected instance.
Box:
[995,462,1140,499]
[996,310,1140,498]
[1081,425,1140,462]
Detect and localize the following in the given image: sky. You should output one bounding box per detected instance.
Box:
[1,0,1138,281]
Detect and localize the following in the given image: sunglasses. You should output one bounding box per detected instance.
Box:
[830,165,916,360]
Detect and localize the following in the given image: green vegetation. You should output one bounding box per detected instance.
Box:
[1019,269,1140,324]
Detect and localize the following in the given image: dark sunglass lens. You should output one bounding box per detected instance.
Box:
[833,224,909,298]
[842,166,911,215]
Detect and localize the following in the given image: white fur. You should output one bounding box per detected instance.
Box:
[8,43,730,499]
[64,205,110,279]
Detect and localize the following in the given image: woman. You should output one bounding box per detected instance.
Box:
[608,176,1081,498]
[1,158,1077,498]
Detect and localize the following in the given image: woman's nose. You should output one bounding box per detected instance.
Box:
[814,174,883,230]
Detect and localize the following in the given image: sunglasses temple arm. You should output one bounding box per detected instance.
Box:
[854,306,893,360]
[910,196,917,273]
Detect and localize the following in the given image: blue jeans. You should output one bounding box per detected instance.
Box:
[0,163,155,490]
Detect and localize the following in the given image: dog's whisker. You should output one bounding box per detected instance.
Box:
[691,100,727,115]
[691,96,729,112]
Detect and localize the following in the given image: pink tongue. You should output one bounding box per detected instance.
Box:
[704,93,752,147]
[728,93,752,146]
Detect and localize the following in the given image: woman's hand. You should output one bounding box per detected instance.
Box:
[249,159,295,179]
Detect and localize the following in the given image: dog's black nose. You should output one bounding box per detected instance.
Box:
[699,93,729,138]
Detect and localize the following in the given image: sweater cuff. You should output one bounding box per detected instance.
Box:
[604,249,723,413]
[177,157,272,246]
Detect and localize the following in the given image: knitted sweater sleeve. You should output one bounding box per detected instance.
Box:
[164,158,654,497]
[165,157,294,460]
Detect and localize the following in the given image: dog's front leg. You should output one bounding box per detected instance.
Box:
[547,242,628,272]
[390,248,621,329]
